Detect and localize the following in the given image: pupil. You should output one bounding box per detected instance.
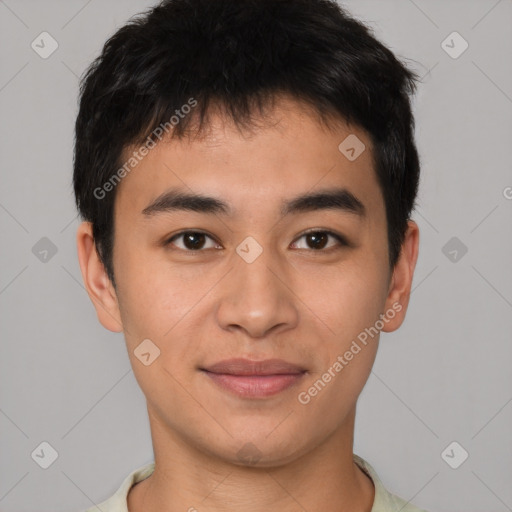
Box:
[308,232,327,249]
[184,232,205,250]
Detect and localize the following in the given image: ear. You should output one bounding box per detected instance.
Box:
[381,220,420,332]
[76,221,123,333]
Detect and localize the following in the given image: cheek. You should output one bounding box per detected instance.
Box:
[292,267,384,424]
[306,258,388,336]
[114,237,190,333]
[115,266,205,399]
[114,254,221,385]
[118,270,197,341]
[299,258,387,390]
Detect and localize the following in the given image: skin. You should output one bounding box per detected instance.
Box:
[76,96,419,512]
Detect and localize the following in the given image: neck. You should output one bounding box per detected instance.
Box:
[128,404,375,512]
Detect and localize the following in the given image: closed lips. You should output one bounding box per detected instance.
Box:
[201,358,307,376]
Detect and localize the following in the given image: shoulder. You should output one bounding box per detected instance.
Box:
[385,491,430,512]
[80,461,155,512]
[353,454,430,512]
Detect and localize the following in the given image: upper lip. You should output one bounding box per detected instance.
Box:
[201,358,307,376]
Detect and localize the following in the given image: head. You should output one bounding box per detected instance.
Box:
[74,0,420,466]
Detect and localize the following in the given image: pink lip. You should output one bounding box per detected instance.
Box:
[200,358,307,398]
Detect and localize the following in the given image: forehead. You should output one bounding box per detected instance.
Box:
[114,96,383,223]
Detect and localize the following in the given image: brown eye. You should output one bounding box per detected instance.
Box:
[164,229,348,253]
[305,232,329,250]
[292,230,348,251]
[166,231,219,251]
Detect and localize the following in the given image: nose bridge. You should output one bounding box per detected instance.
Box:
[215,237,299,337]
[236,241,280,296]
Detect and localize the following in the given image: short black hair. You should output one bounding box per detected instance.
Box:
[73,0,421,288]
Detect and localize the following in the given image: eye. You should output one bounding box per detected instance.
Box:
[165,231,220,251]
[164,229,349,252]
[291,230,348,251]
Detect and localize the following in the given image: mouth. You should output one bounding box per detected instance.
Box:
[200,358,307,399]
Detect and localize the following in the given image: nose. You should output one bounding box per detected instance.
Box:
[215,248,299,339]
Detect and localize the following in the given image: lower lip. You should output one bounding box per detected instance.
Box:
[201,370,306,398]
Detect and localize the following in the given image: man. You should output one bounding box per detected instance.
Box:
[74,0,426,510]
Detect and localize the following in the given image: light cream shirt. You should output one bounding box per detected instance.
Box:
[83,453,428,512]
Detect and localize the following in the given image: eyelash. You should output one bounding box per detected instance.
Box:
[163,229,349,253]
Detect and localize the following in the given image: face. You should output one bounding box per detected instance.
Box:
[77,96,419,467]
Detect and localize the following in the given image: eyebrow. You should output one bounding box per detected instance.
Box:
[141,187,366,219]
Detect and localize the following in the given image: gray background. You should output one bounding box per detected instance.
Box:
[1,0,511,511]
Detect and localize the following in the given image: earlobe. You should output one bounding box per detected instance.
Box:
[76,221,123,333]
[381,220,420,333]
